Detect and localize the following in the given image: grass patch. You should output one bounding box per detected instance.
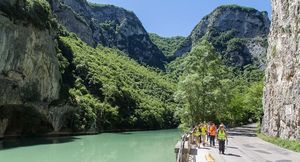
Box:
[257,133,300,152]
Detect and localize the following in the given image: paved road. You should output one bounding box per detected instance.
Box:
[195,124,300,162]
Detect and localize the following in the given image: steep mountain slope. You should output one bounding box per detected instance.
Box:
[263,0,300,139]
[149,33,185,57]
[0,0,177,137]
[49,0,166,68]
[175,5,270,67]
[57,35,178,131]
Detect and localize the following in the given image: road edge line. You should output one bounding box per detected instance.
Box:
[205,153,215,162]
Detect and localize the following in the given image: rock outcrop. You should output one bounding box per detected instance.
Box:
[175,5,270,67]
[0,0,61,105]
[262,0,300,139]
[0,0,61,136]
[0,15,60,105]
[49,0,166,68]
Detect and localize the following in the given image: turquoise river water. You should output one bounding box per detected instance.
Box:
[0,129,182,162]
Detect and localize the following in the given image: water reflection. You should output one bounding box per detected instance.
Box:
[0,129,181,162]
[0,136,80,150]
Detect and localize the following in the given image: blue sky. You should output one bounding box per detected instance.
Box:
[88,0,271,37]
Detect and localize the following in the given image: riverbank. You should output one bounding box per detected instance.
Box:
[0,127,179,140]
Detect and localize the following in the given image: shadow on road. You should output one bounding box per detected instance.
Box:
[226,146,239,149]
[224,153,242,157]
[228,126,257,137]
[239,125,256,129]
[228,132,257,137]
[254,149,272,154]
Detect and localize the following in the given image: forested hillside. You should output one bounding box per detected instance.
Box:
[58,34,178,131]
[149,33,185,57]
[0,0,270,137]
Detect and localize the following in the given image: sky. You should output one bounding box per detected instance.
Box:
[88,0,271,37]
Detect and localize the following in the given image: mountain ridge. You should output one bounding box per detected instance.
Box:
[174,4,270,67]
[49,0,166,68]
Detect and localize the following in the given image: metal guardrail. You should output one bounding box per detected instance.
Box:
[176,134,185,162]
[176,130,193,162]
[176,133,186,162]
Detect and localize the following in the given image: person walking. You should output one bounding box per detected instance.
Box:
[193,125,201,148]
[200,123,207,146]
[217,124,228,154]
[206,122,211,142]
[209,122,217,147]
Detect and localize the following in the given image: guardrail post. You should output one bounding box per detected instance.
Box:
[175,131,195,162]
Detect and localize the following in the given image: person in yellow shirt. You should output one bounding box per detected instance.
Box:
[217,124,228,154]
[200,123,207,146]
[192,125,201,147]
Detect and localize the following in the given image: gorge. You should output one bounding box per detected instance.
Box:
[0,0,298,143]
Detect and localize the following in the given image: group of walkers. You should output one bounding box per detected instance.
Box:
[192,122,228,154]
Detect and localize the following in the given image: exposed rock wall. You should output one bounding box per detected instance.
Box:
[47,105,77,132]
[0,14,61,104]
[0,0,62,136]
[174,5,270,67]
[0,119,8,138]
[262,0,300,139]
[50,0,166,68]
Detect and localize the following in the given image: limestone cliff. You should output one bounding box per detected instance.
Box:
[0,0,62,137]
[49,0,166,68]
[175,5,270,67]
[262,0,300,139]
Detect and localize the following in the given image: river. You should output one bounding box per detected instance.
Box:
[0,129,182,162]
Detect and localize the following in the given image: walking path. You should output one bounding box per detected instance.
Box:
[195,124,300,162]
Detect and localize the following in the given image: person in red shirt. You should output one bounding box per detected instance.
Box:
[209,123,217,147]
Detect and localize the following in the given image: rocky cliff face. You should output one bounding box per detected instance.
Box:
[175,5,270,67]
[49,0,166,68]
[262,0,300,139]
[0,0,62,137]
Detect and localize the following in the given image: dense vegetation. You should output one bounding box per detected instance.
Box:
[57,34,264,131]
[149,33,185,57]
[0,0,54,29]
[57,34,179,131]
[173,41,264,128]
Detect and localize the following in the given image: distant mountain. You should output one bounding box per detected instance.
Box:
[174,5,270,67]
[149,33,185,57]
[49,0,166,68]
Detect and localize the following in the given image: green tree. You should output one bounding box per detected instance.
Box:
[175,40,228,126]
